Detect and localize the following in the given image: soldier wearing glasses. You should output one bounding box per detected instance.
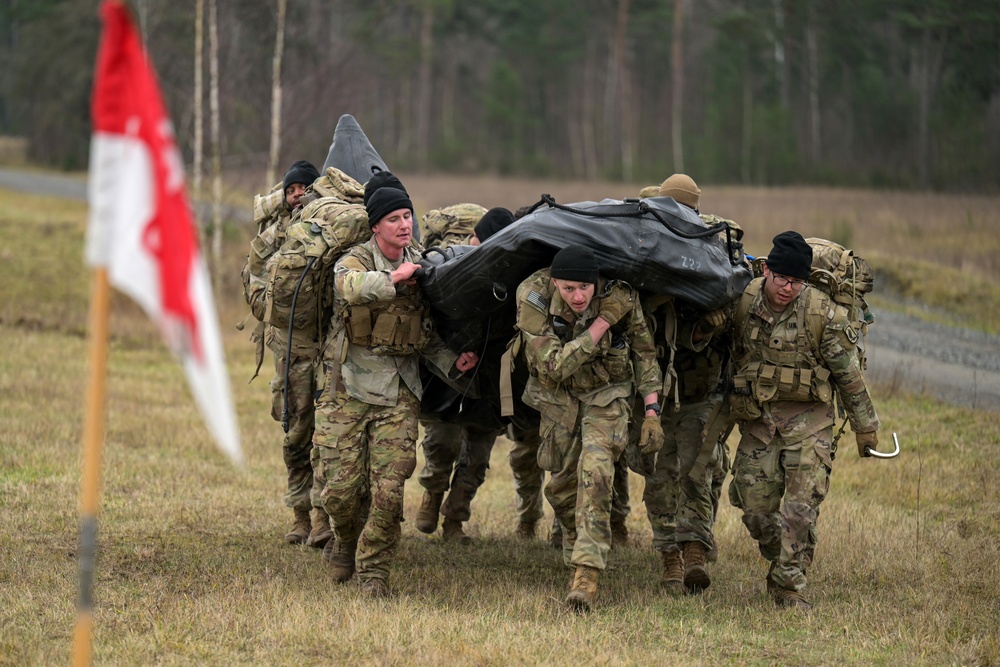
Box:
[728,231,880,610]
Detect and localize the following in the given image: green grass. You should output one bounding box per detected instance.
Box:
[1,184,999,665]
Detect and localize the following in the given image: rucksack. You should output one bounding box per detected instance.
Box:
[420,203,487,249]
[263,180,370,356]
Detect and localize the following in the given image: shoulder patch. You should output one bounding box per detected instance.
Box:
[526,290,549,313]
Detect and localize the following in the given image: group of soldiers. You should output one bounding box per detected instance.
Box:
[242,163,881,612]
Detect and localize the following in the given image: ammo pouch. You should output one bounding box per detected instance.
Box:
[568,334,631,393]
[729,361,833,420]
[344,294,427,356]
[728,375,761,421]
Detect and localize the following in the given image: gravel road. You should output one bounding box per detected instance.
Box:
[3,167,996,412]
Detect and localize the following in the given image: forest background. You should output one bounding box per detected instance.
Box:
[1,0,999,193]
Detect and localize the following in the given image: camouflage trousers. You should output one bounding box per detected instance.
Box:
[269,353,316,511]
[642,399,718,553]
[728,426,833,592]
[313,377,419,584]
[543,397,629,571]
[508,415,630,528]
[712,436,731,523]
[418,420,501,522]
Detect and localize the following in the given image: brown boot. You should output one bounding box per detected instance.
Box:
[706,534,719,563]
[516,520,537,540]
[659,550,685,596]
[441,518,472,544]
[327,537,358,583]
[682,541,711,593]
[359,578,391,599]
[306,508,333,549]
[610,520,629,549]
[415,491,444,534]
[565,565,600,612]
[284,507,311,544]
[772,587,813,610]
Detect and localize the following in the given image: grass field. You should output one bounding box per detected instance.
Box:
[1,183,999,665]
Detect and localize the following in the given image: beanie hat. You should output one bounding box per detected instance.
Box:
[363,170,407,206]
[550,245,599,284]
[283,160,320,191]
[765,231,813,281]
[474,207,515,243]
[657,173,701,210]
[365,187,413,228]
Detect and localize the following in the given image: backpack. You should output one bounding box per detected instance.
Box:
[263,183,370,357]
[420,203,487,249]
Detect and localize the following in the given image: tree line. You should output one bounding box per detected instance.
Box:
[1,0,998,192]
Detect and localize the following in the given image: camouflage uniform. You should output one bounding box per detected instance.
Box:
[639,314,728,555]
[517,269,660,571]
[314,237,458,586]
[244,198,317,515]
[728,278,879,594]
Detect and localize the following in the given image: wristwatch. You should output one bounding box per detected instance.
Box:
[644,402,661,416]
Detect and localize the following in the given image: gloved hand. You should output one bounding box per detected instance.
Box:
[694,308,727,340]
[856,430,878,457]
[639,415,664,455]
[598,283,633,327]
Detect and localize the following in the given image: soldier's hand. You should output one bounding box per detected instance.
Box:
[390,262,422,285]
[598,282,633,327]
[639,415,664,455]
[454,351,479,373]
[856,430,878,458]
[694,308,727,341]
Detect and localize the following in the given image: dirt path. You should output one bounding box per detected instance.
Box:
[3,166,996,412]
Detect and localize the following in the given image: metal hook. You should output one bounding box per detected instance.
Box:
[866,432,901,459]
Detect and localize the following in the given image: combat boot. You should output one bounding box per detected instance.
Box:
[682,541,711,593]
[359,578,390,599]
[327,537,358,583]
[772,587,813,611]
[565,565,600,613]
[415,491,444,534]
[441,518,472,544]
[611,520,629,549]
[306,508,333,549]
[284,507,311,545]
[659,550,685,596]
[516,520,537,540]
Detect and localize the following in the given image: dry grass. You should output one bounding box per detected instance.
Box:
[1,183,999,665]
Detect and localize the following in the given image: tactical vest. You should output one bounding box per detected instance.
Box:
[674,344,725,400]
[341,289,428,356]
[519,275,633,394]
[730,279,835,417]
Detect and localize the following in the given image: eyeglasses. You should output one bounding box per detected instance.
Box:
[770,273,807,290]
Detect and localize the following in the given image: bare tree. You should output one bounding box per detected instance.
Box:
[266,0,287,188]
[671,0,685,172]
[193,0,205,247]
[806,0,821,166]
[209,0,222,274]
[416,1,434,169]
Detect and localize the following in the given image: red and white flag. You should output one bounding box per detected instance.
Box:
[86,0,241,463]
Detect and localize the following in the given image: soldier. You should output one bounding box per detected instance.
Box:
[316,186,479,598]
[503,209,631,549]
[516,245,663,612]
[728,231,880,609]
[415,206,516,544]
[242,159,331,547]
[637,174,735,594]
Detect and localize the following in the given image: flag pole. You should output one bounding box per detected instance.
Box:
[72,267,111,667]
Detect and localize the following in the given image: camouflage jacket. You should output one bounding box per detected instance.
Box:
[516,268,661,431]
[331,237,457,406]
[733,278,879,445]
